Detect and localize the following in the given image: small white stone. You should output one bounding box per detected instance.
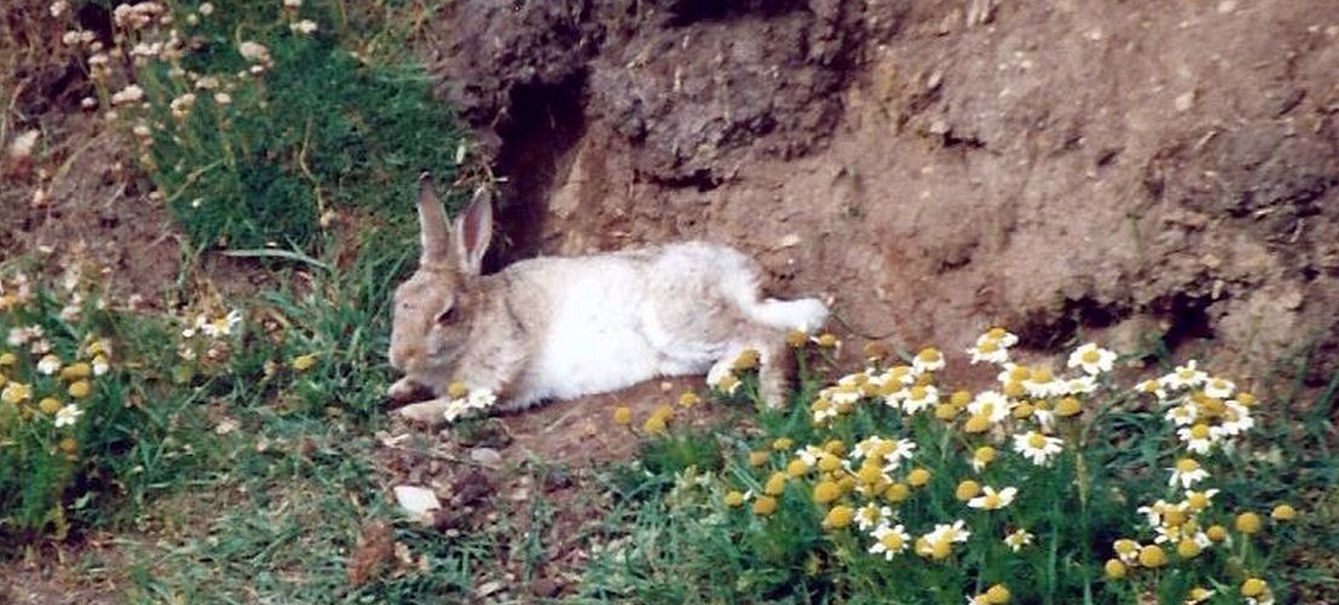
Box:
[1217,0,1236,14]
[1174,91,1195,112]
[393,485,441,519]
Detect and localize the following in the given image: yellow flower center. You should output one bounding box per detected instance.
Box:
[1241,579,1267,598]
[1031,366,1053,382]
[1081,350,1101,364]
[1138,545,1167,567]
[1175,458,1199,472]
[978,340,999,353]
[907,468,931,487]
[883,482,910,503]
[880,532,904,550]
[974,446,996,464]
[955,480,981,501]
[1027,433,1046,449]
[950,390,972,406]
[1189,424,1210,439]
[963,414,990,433]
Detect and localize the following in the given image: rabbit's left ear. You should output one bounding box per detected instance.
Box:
[453,187,493,276]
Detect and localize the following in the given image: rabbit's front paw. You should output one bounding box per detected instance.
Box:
[397,397,452,426]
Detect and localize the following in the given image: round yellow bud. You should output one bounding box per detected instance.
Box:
[815,333,838,348]
[678,391,700,407]
[883,482,910,503]
[1235,511,1262,534]
[612,406,633,425]
[59,437,77,454]
[1055,397,1082,417]
[763,472,788,496]
[752,495,778,516]
[1137,545,1168,568]
[822,505,854,529]
[61,362,92,381]
[772,437,794,451]
[1176,538,1201,559]
[747,451,769,467]
[812,480,841,504]
[1002,381,1025,397]
[950,390,972,406]
[1271,503,1297,521]
[963,414,991,433]
[723,491,745,507]
[974,446,997,465]
[1011,402,1035,419]
[38,397,62,415]
[785,330,808,348]
[1103,559,1126,580]
[934,403,960,421]
[787,458,810,477]
[1241,578,1267,598]
[0,352,16,366]
[68,380,91,399]
[641,415,667,434]
[817,453,842,473]
[985,584,1010,604]
[955,480,982,501]
[1113,539,1138,555]
[907,468,931,487]
[1206,525,1228,542]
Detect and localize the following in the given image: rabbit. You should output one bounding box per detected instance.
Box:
[386,172,829,425]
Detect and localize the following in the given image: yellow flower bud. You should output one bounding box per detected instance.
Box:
[723,491,745,507]
[1138,545,1167,567]
[963,414,990,433]
[985,584,1010,604]
[785,330,808,348]
[1206,525,1228,542]
[68,380,91,399]
[1241,578,1267,598]
[763,472,787,496]
[290,354,317,372]
[772,437,794,451]
[934,403,960,421]
[447,381,469,398]
[1235,511,1262,534]
[641,415,666,434]
[61,362,92,381]
[678,391,700,407]
[883,482,910,503]
[1055,397,1082,417]
[787,458,810,477]
[1176,538,1201,559]
[812,480,841,504]
[747,451,769,467]
[955,480,982,501]
[1271,503,1297,521]
[752,495,778,516]
[38,398,62,415]
[815,333,838,348]
[907,468,931,487]
[1104,559,1126,580]
[612,406,633,425]
[0,352,16,366]
[822,505,854,529]
[950,390,972,406]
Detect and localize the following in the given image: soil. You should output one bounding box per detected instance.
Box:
[422,0,1339,387]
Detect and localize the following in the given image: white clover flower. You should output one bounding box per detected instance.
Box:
[867,523,910,560]
[1012,430,1063,467]
[967,486,1017,510]
[1168,458,1209,489]
[55,403,84,427]
[1003,528,1034,552]
[37,354,62,375]
[1067,343,1117,375]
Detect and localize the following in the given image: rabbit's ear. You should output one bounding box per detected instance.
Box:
[453,187,493,276]
[417,172,451,268]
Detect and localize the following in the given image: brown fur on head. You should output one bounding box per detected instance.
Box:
[387,173,493,383]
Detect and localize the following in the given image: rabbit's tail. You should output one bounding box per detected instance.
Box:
[745,298,829,333]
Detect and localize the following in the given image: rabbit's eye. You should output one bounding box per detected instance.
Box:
[435,306,458,326]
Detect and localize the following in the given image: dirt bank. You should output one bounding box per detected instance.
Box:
[421,0,1339,385]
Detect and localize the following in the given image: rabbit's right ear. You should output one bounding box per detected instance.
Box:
[453,187,493,276]
[417,172,452,269]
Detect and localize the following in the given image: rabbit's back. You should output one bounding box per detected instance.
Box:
[504,241,760,404]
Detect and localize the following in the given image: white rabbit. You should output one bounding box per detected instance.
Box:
[387,173,828,425]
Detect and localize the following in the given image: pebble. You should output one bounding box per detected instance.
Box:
[469,447,504,469]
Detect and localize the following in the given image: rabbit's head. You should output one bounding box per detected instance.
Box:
[388,173,493,380]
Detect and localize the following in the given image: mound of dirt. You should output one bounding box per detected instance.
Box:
[421,0,1339,386]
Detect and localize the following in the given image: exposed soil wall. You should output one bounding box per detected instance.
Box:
[422,0,1339,384]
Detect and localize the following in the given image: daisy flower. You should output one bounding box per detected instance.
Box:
[1184,587,1215,605]
[912,348,945,374]
[1059,375,1099,396]
[1159,360,1207,391]
[967,390,1012,424]
[966,335,1010,365]
[1168,458,1209,489]
[1012,431,1063,467]
[2,382,32,405]
[901,384,938,414]
[55,403,83,427]
[1003,528,1034,552]
[1165,403,1197,426]
[1021,366,1062,398]
[1067,343,1117,375]
[1177,423,1218,454]
[855,503,893,531]
[37,354,62,375]
[198,309,242,338]
[967,486,1017,510]
[868,523,910,560]
[1203,376,1235,399]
